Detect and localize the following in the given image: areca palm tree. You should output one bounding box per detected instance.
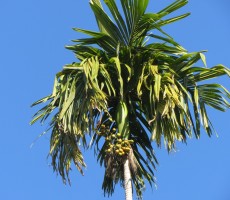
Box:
[31,0,230,199]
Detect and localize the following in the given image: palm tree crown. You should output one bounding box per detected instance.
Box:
[31,0,230,199]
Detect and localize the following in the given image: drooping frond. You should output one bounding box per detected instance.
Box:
[49,122,86,184]
[134,50,230,149]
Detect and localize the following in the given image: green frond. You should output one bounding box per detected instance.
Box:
[90,0,127,45]
[49,123,86,184]
[157,0,188,17]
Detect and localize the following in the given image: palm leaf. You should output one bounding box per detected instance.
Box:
[90,0,126,45]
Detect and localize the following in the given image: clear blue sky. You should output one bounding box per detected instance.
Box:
[1,0,230,200]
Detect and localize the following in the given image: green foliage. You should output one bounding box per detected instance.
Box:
[31,0,230,199]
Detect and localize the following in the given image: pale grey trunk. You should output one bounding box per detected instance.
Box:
[124,157,132,200]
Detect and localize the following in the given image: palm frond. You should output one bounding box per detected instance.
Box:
[49,123,86,184]
[90,0,127,45]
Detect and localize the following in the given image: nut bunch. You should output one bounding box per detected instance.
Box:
[96,124,111,136]
[105,133,134,156]
[96,123,134,156]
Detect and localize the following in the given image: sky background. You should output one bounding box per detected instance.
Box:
[1,0,230,200]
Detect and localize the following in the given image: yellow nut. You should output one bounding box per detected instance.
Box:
[118,152,124,156]
[115,144,121,148]
[117,139,122,143]
[123,147,131,152]
[105,137,111,141]
[119,149,124,154]
[106,148,112,153]
[112,134,116,139]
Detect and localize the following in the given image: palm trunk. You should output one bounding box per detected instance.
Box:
[124,157,132,200]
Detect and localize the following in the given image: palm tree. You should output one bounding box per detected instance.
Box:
[31,0,230,199]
